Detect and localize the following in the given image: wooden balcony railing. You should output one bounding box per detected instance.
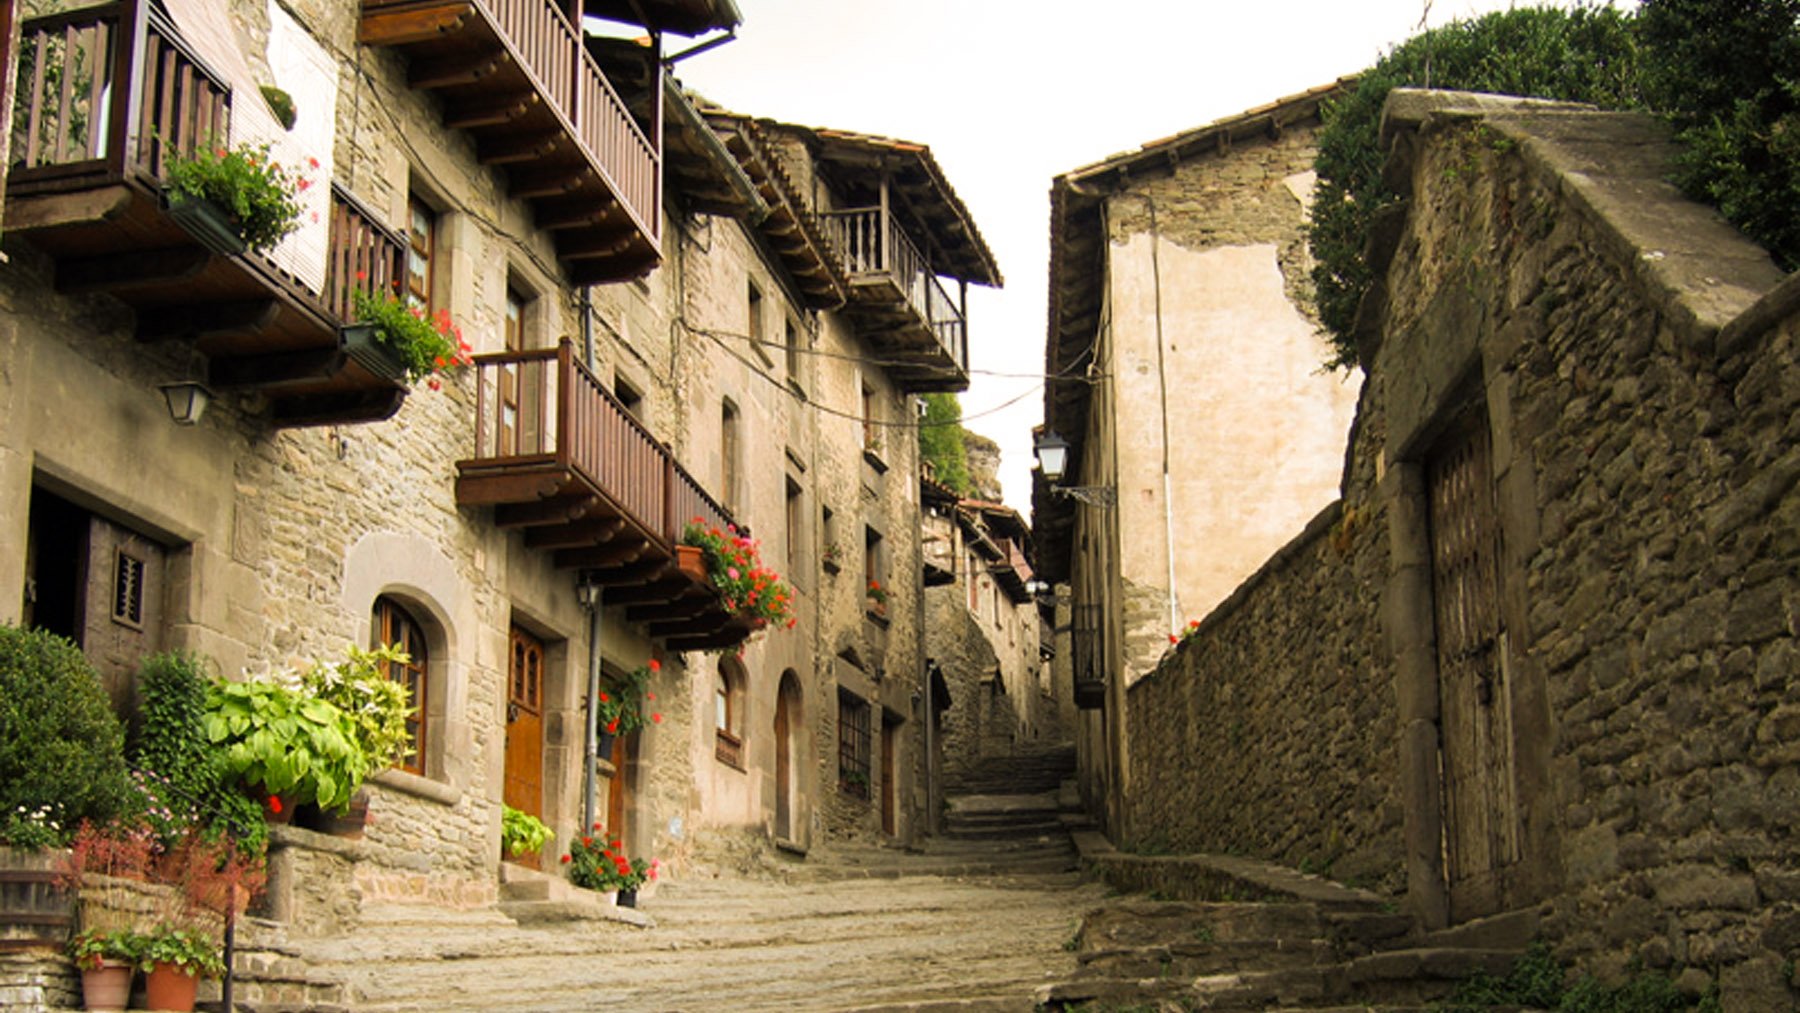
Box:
[7,0,413,427]
[821,206,968,373]
[465,340,731,548]
[11,0,227,197]
[360,0,662,282]
[459,340,746,647]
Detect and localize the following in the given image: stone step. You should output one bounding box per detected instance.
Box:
[1077,900,1328,949]
[1077,936,1338,977]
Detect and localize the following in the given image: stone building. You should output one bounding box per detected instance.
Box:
[0,0,997,945]
[1033,82,1361,834]
[920,480,1056,821]
[1100,89,1800,1006]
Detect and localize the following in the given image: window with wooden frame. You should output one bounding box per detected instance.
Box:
[785,476,805,578]
[860,381,878,451]
[784,318,802,386]
[837,689,871,799]
[406,196,436,311]
[372,596,429,776]
[865,526,886,616]
[747,280,768,366]
[721,398,741,512]
[715,658,745,769]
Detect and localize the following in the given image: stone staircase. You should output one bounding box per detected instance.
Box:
[1036,836,1540,1011]
[797,744,1084,881]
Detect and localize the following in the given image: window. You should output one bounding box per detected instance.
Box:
[406,196,436,310]
[504,287,525,352]
[373,597,429,775]
[784,318,801,383]
[747,281,772,368]
[865,527,886,615]
[861,382,878,451]
[838,689,871,799]
[111,550,146,629]
[785,477,804,575]
[721,399,740,511]
[715,658,745,769]
[614,374,643,420]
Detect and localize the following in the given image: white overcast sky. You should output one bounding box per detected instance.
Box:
[676,0,1615,512]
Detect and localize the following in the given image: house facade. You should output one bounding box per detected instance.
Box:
[1033,82,1361,836]
[0,0,998,938]
[920,482,1057,817]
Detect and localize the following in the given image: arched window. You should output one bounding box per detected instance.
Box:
[372,596,429,775]
[715,658,745,769]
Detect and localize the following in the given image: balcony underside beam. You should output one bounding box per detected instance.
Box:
[495,495,602,528]
[58,248,211,293]
[209,347,345,390]
[271,388,406,428]
[443,91,539,130]
[455,470,572,506]
[139,299,283,343]
[524,516,626,550]
[556,537,650,570]
[357,1,471,46]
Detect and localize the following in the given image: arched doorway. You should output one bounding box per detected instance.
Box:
[773,670,803,842]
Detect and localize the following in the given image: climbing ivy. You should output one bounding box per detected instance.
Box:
[918,393,972,496]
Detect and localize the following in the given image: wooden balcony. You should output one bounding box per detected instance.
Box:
[359,0,661,284]
[821,206,968,392]
[7,0,410,426]
[456,341,755,651]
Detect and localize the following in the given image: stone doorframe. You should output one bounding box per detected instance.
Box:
[1379,302,1559,931]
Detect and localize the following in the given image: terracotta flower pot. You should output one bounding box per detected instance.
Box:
[675,545,706,581]
[145,961,200,1012]
[79,959,132,1012]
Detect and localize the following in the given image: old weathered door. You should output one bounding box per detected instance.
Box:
[1426,414,1521,921]
[503,627,545,868]
[880,719,898,837]
[774,681,793,841]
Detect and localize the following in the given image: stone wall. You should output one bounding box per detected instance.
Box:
[1120,91,1800,1005]
[1123,374,1400,892]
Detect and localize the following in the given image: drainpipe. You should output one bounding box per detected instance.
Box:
[579,574,603,832]
[580,285,594,368]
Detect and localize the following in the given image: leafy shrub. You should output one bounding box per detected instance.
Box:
[919,393,972,495]
[203,678,367,813]
[129,652,266,856]
[0,625,131,845]
[500,805,553,858]
[1309,6,1643,366]
[162,139,312,251]
[1638,0,1800,271]
[1431,940,1712,1012]
[298,645,415,774]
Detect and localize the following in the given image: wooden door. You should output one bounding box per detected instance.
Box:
[774,682,792,840]
[1426,415,1520,921]
[605,729,629,847]
[880,720,898,837]
[503,627,545,868]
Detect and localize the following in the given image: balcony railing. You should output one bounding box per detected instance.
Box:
[458,341,750,649]
[12,0,226,196]
[360,0,661,282]
[8,0,412,427]
[821,206,968,381]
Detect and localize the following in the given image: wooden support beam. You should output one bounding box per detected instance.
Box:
[508,167,588,200]
[576,556,672,585]
[409,50,508,90]
[533,198,624,231]
[454,469,572,506]
[478,131,564,166]
[138,299,282,343]
[57,248,210,293]
[554,538,650,570]
[624,595,717,624]
[443,91,539,129]
[270,388,407,428]
[524,516,626,550]
[665,628,751,652]
[647,614,730,639]
[555,227,638,261]
[4,186,133,232]
[495,495,601,528]
[357,2,472,46]
[600,576,689,605]
[565,252,659,285]
[208,347,345,390]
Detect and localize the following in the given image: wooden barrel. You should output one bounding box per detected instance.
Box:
[0,847,73,952]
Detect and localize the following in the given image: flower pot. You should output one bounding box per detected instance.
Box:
[675,545,706,582]
[617,887,638,908]
[261,792,296,824]
[597,730,617,758]
[163,189,247,257]
[342,323,408,385]
[145,961,200,1012]
[297,788,370,838]
[79,959,132,1012]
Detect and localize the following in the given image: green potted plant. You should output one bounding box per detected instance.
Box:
[560,827,656,906]
[347,283,472,389]
[680,521,796,632]
[820,541,843,573]
[865,579,890,616]
[161,139,312,255]
[202,677,368,818]
[69,927,140,1011]
[500,805,553,862]
[135,926,224,1012]
[293,644,416,835]
[597,660,664,748]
